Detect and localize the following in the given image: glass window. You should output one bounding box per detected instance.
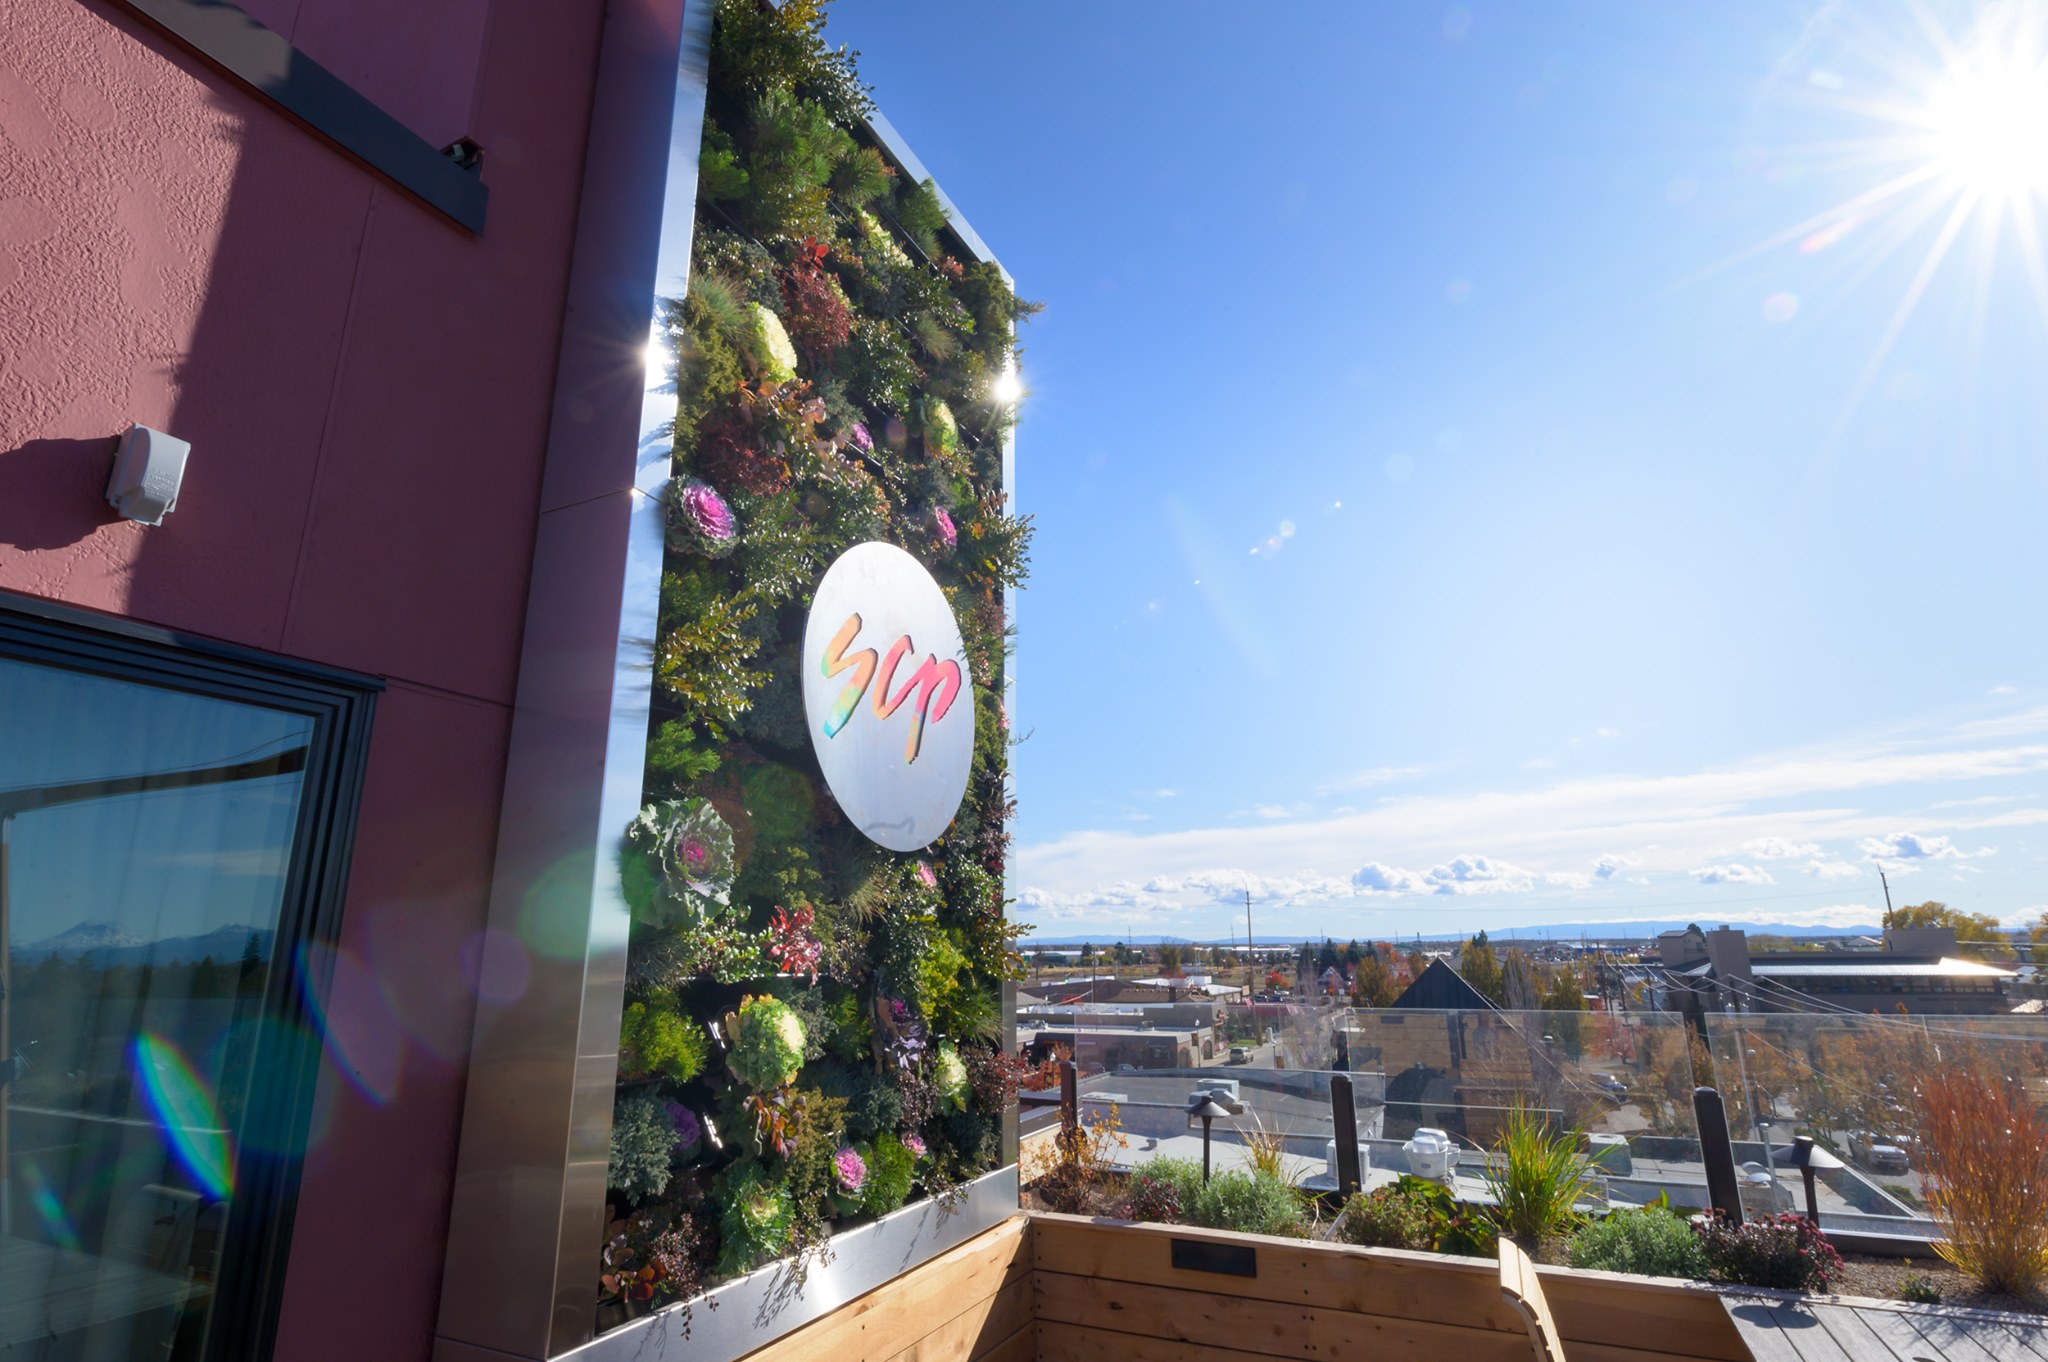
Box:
[0,615,373,1362]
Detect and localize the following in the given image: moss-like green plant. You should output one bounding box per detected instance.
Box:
[619,994,711,1083]
[715,1162,795,1275]
[609,1090,682,1203]
[860,1134,917,1216]
[729,994,806,1090]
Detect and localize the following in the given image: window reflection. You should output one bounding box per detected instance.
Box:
[1,658,311,1361]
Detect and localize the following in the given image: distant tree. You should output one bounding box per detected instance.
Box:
[2031,914,2047,959]
[1540,971,1588,1012]
[1317,941,1340,970]
[1342,939,1362,967]
[1265,968,1287,990]
[1886,901,2014,960]
[1078,943,1094,963]
[1352,955,1399,1008]
[1406,949,1428,980]
[236,931,264,995]
[190,955,224,998]
[1208,945,1230,968]
[1157,944,1183,976]
[1458,932,1505,1007]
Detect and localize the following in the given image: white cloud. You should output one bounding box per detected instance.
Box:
[1692,863,1776,885]
[1352,862,1429,894]
[1992,685,2019,696]
[1015,705,2048,931]
[1746,837,1822,859]
[1424,855,1535,894]
[1143,868,1353,905]
[1858,831,1990,862]
[1252,804,1296,820]
[1544,871,1595,889]
[1761,903,1884,928]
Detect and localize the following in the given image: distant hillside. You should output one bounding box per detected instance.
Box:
[12,920,277,966]
[1024,917,1882,948]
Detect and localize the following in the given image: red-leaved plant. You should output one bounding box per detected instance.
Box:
[1917,1060,2048,1300]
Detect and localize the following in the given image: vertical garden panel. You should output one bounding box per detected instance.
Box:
[582,1,1034,1358]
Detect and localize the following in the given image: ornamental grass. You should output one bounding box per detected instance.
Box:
[1916,1060,2048,1300]
[1483,1104,1593,1247]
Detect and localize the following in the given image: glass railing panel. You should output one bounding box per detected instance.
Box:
[1698,1009,2048,1235]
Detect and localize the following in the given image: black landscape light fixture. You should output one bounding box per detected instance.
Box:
[1186,1091,1246,1182]
[1769,1134,1845,1224]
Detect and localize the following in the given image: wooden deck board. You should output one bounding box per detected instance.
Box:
[1721,1295,2048,1362]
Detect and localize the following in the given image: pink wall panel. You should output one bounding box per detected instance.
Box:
[0,0,609,1353]
[270,681,513,1362]
[288,0,493,151]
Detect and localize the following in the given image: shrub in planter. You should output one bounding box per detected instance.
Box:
[1695,1211,1843,1291]
[1334,1176,1496,1257]
[1335,1180,1436,1251]
[860,1133,918,1216]
[1118,1166,1185,1225]
[1917,1059,2048,1299]
[1183,1170,1306,1238]
[1566,1206,1710,1279]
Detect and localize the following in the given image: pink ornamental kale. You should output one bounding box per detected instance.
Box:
[832,1146,867,1194]
[932,506,957,550]
[681,482,733,540]
[914,861,938,889]
[902,1133,927,1160]
[847,422,873,453]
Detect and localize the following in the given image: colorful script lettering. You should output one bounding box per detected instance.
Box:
[820,612,962,762]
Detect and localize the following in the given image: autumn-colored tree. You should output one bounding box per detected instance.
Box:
[1406,949,1428,981]
[1352,954,1400,1008]
[1886,901,2015,961]
[1540,971,1587,1012]
[1156,943,1182,976]
[1459,932,1506,1006]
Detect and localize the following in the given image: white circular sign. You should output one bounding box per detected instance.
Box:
[802,542,975,851]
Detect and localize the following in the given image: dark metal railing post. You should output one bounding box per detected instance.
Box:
[1695,1086,1744,1224]
[1058,1059,1079,1154]
[1330,1073,1361,1197]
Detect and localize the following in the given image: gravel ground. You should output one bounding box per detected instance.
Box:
[1832,1256,2047,1317]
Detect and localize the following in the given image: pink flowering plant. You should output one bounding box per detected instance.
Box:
[827,1145,868,1215]
[668,479,738,558]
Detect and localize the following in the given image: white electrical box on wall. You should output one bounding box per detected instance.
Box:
[106,424,190,526]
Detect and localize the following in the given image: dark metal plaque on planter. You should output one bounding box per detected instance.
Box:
[1170,1238,1258,1278]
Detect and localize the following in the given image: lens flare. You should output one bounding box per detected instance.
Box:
[21,1157,82,1250]
[299,941,405,1104]
[131,1032,233,1200]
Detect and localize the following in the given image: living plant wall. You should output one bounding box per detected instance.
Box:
[597,0,1037,1328]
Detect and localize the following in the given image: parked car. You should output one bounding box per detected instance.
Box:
[1590,1072,1629,1100]
[1849,1131,1911,1174]
[1227,1046,1250,1064]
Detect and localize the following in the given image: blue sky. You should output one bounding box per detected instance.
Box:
[835,0,2048,940]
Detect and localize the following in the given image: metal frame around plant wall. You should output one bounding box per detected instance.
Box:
[430,4,1021,1360]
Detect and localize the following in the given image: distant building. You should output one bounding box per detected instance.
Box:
[1658,925,2016,1017]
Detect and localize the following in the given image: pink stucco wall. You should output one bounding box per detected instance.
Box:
[0,0,603,1356]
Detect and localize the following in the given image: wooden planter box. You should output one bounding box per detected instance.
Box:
[719,1210,1756,1362]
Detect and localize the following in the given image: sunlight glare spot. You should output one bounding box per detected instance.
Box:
[1763,292,1801,323]
[1926,45,2048,199]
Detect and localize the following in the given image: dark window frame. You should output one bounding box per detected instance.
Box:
[0,591,380,1362]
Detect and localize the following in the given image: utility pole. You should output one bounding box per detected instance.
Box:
[1879,869,1894,926]
[1243,886,1255,993]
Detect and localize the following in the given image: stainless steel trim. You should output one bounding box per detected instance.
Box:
[559,1168,1022,1362]
[432,1,713,1358]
